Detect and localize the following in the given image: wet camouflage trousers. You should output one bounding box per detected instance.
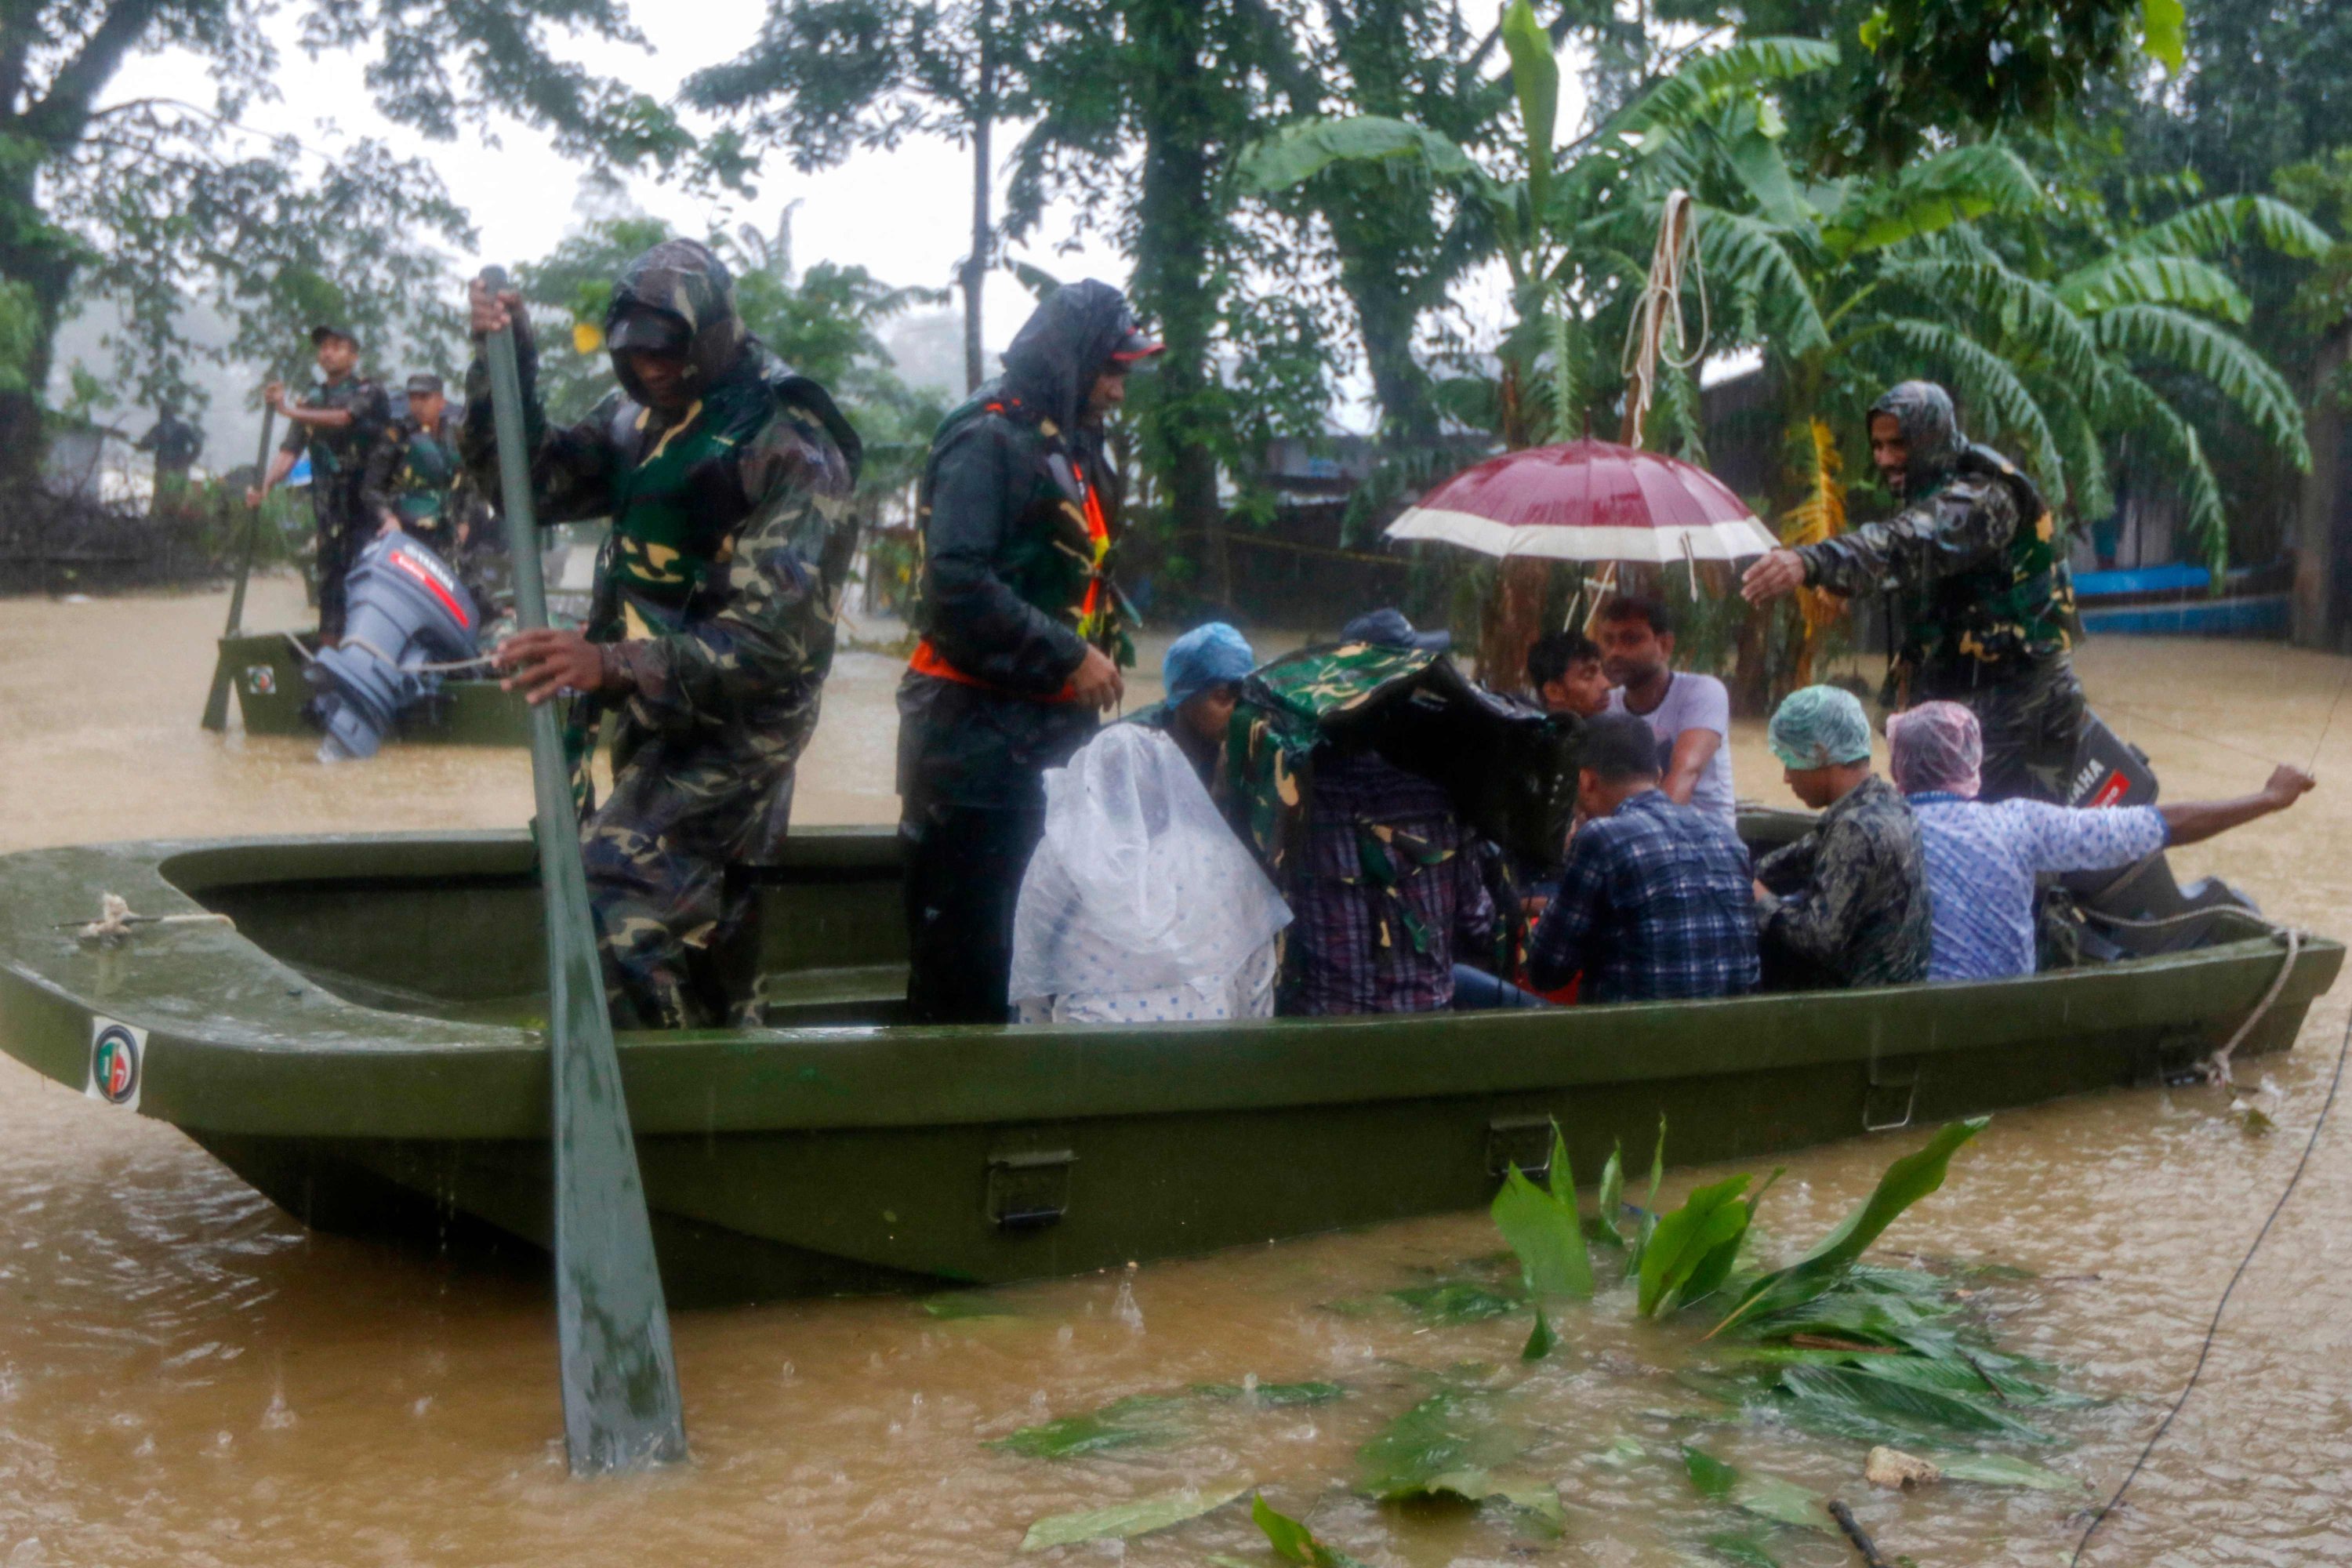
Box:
[579,741,786,1031]
[1915,656,2087,805]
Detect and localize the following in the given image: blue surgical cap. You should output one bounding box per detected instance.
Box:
[1769,684,1874,769]
[1163,622,1255,710]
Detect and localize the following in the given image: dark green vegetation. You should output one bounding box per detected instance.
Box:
[0,0,693,478]
[977,1122,2101,1559]
[0,824,2332,1308]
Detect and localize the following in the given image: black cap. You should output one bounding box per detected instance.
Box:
[404,372,444,397]
[606,306,691,356]
[1341,608,1450,653]
[309,324,356,347]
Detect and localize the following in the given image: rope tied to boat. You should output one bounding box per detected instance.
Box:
[66,892,235,946]
[2079,913,2307,1087]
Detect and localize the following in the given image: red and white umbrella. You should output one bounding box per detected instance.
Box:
[1385,437,1778,565]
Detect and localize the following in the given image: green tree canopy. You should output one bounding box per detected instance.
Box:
[0,0,694,472]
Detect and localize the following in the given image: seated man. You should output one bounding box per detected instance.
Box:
[1753,685,1933,989]
[1597,594,1737,827]
[1010,725,1290,1023]
[1526,712,1758,1002]
[1287,608,1496,1014]
[1888,702,2315,981]
[1527,630,1611,717]
[1130,621,1254,784]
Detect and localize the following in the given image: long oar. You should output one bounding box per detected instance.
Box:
[199,402,279,731]
[478,266,688,1475]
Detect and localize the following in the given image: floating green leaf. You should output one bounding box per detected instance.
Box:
[1018,1479,1249,1551]
[1733,1474,1834,1534]
[1251,1494,1374,1568]
[1776,1364,2057,1445]
[1639,1174,1752,1316]
[1704,1529,1782,1566]
[1388,1279,1526,1324]
[1938,1453,2090,1493]
[1682,1443,1738,1500]
[1192,1381,1346,1407]
[987,1395,1178,1458]
[1685,1447,1835,1534]
[1356,1388,1527,1501]
[1714,1119,1987,1334]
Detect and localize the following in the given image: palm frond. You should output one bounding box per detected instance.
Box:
[2056,255,2249,323]
[2125,194,2333,262]
[2044,390,2115,523]
[1610,37,1839,151]
[1822,143,2040,259]
[1880,317,2066,493]
[2096,368,2230,572]
[1235,115,1476,195]
[1878,258,2103,391]
[2092,305,2310,467]
[1694,205,1828,355]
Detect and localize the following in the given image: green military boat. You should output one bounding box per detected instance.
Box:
[0,826,2334,1306]
[209,630,529,746]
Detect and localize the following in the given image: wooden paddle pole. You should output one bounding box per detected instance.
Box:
[199,403,279,732]
[478,266,688,1475]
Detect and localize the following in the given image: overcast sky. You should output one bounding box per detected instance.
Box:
[82,1,1613,456]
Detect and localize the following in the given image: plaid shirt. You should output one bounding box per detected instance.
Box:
[1530,789,1759,1003]
[1287,748,1495,1014]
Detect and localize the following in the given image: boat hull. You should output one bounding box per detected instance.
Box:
[0,831,2336,1305]
[211,631,528,746]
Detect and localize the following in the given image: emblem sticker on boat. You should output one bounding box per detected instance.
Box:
[85,1017,145,1112]
[244,665,276,695]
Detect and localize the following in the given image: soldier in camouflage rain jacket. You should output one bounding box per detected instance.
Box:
[1745,381,2085,802]
[895,280,1160,1024]
[462,238,863,1030]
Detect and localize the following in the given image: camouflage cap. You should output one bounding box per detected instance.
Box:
[404,372,445,397]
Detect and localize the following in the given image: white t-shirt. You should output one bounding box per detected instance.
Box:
[1607,673,1737,827]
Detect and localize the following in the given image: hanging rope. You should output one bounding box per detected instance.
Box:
[62,892,235,944]
[1618,188,1710,450]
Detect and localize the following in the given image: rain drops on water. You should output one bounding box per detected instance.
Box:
[1112,1279,1144,1333]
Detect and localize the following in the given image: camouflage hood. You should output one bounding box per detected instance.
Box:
[1000,280,1145,432]
[604,238,751,406]
[1869,380,1966,495]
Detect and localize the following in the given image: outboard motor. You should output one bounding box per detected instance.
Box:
[2058,709,2259,958]
[306,534,481,761]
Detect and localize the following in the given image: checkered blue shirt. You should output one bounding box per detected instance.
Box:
[1530,789,1759,1003]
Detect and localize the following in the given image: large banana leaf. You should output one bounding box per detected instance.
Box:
[1878,259,2105,390]
[1236,114,1477,195]
[1822,143,2040,258]
[2092,304,2312,466]
[1609,37,1838,150]
[1880,317,2067,485]
[2096,368,2230,570]
[2123,193,2331,261]
[1693,205,1830,354]
[2057,254,2250,322]
[1713,1118,1986,1334]
[1500,0,1557,223]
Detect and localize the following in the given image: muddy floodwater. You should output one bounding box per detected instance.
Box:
[4,577,2350,1567]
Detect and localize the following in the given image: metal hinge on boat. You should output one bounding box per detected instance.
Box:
[1486,1116,1556,1183]
[1863,1055,1918,1133]
[987,1149,1076,1231]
